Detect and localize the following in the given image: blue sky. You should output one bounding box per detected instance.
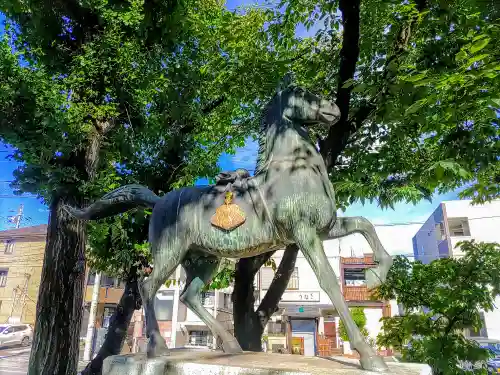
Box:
[0,1,462,230]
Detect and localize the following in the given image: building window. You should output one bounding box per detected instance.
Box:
[287,268,299,290]
[223,293,232,310]
[101,275,117,288]
[260,267,299,290]
[260,267,274,290]
[467,312,487,338]
[267,321,286,335]
[87,271,96,285]
[343,268,366,286]
[188,330,212,346]
[102,306,116,328]
[201,291,215,306]
[447,217,471,237]
[154,291,174,321]
[4,240,15,254]
[0,269,8,287]
[434,223,445,241]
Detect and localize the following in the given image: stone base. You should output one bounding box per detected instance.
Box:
[102,349,431,375]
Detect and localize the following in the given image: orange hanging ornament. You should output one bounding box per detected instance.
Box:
[211,191,246,231]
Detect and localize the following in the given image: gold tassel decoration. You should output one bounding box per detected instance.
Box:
[211,191,246,231]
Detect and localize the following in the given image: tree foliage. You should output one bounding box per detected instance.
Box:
[265,0,500,209]
[338,307,369,342]
[374,241,500,374]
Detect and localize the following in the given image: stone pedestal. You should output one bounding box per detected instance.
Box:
[102,348,431,375]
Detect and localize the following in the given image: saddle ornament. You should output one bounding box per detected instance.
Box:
[211,191,246,231]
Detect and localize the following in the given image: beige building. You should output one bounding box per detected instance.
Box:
[0,224,47,324]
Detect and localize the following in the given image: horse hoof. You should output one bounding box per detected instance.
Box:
[147,343,170,358]
[359,355,389,372]
[222,339,243,354]
[366,258,393,289]
[366,267,383,289]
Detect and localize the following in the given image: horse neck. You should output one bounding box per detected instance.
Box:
[255,118,324,178]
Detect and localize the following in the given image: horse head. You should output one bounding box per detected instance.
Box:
[277,85,341,129]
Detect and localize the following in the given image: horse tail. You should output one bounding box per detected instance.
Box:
[64,184,161,220]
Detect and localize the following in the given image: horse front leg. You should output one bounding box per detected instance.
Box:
[326,216,393,288]
[294,225,388,372]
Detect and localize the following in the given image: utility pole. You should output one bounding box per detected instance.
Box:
[7,203,24,228]
[83,272,101,361]
[19,272,31,322]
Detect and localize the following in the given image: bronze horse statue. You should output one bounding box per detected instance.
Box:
[66,80,392,372]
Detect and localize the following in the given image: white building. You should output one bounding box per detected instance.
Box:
[412,199,500,340]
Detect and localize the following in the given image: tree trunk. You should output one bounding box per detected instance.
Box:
[28,126,113,375]
[27,196,87,375]
[233,245,299,351]
[233,258,264,351]
[81,274,142,375]
[83,272,101,361]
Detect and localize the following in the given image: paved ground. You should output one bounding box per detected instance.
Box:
[0,346,31,375]
[0,345,88,375]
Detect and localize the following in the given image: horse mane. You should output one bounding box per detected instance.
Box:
[254,88,289,175]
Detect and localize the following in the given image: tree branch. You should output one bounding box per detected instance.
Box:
[256,244,299,325]
[201,96,226,114]
[320,0,362,169]
[320,0,429,169]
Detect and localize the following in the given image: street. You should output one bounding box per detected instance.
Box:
[0,346,88,375]
[0,346,31,375]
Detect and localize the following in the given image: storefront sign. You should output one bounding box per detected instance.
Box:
[281,291,320,302]
[284,305,321,317]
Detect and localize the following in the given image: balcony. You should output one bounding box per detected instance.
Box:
[340,255,375,265]
[84,286,124,304]
[342,286,372,301]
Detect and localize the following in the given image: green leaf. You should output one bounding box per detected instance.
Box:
[405,99,427,115]
[470,38,490,54]
[455,50,468,62]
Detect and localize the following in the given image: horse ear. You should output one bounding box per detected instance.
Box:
[277,72,294,91]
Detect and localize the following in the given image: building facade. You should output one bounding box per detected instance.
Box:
[412,199,500,340]
[0,224,47,324]
[253,239,397,357]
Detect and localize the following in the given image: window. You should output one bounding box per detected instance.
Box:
[447,217,471,237]
[102,307,116,328]
[267,321,285,334]
[201,291,214,306]
[101,275,116,287]
[4,240,15,254]
[344,268,366,286]
[434,223,445,241]
[467,312,487,338]
[188,330,212,346]
[87,271,96,285]
[287,268,299,290]
[261,267,299,290]
[154,292,174,321]
[260,267,274,290]
[223,293,232,310]
[0,269,8,287]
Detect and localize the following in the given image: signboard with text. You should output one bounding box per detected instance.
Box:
[281,291,320,302]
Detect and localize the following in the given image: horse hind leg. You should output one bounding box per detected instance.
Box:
[326,216,393,289]
[180,256,242,354]
[140,242,187,358]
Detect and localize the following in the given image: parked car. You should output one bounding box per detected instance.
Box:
[459,338,500,374]
[0,324,33,347]
[474,338,500,374]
